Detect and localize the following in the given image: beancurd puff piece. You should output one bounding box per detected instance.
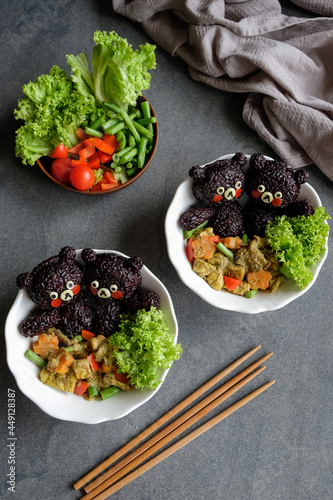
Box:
[193,259,216,278]
[206,271,224,291]
[230,281,251,296]
[72,358,91,379]
[40,366,77,393]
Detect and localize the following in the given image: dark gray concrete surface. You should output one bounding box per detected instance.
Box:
[1,1,332,499]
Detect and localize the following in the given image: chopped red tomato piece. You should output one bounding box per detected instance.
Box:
[49,143,68,159]
[86,157,101,170]
[103,170,118,184]
[84,137,95,147]
[68,141,86,154]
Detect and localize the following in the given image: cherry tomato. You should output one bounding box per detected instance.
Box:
[51,158,72,185]
[69,165,95,191]
[49,143,68,158]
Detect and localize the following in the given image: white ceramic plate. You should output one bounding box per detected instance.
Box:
[165,154,328,313]
[5,250,178,423]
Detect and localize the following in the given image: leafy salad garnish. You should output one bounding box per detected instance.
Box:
[14,31,156,166]
[265,206,330,289]
[108,307,182,390]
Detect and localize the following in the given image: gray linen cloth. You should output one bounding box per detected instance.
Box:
[113,0,333,181]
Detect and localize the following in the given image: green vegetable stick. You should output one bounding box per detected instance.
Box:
[137,137,148,169]
[24,349,46,368]
[216,242,234,259]
[88,386,99,398]
[183,220,209,240]
[90,116,106,130]
[246,289,258,299]
[103,102,141,142]
[84,126,103,138]
[120,148,138,164]
[100,386,121,400]
[104,121,126,136]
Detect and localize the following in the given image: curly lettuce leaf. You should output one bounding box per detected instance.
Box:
[14,65,98,165]
[108,307,182,390]
[265,207,330,289]
[67,30,156,108]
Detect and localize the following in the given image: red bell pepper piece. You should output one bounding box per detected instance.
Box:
[223,276,242,291]
[81,330,95,340]
[87,353,100,371]
[74,381,89,396]
[114,372,130,384]
[68,141,86,154]
[97,150,113,164]
[79,145,95,161]
[102,134,118,151]
[84,137,96,147]
[87,157,101,170]
[186,237,194,263]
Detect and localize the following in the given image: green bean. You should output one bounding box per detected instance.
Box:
[216,242,234,259]
[100,386,121,400]
[84,126,103,138]
[24,349,46,368]
[120,147,138,164]
[137,137,148,169]
[104,121,126,136]
[115,145,135,158]
[116,131,126,151]
[127,166,139,178]
[136,117,157,126]
[127,133,136,147]
[114,166,122,173]
[103,101,140,142]
[242,233,248,244]
[246,289,258,299]
[90,116,107,130]
[183,221,209,240]
[111,162,118,169]
[101,118,119,131]
[88,386,99,398]
[132,120,154,139]
[140,100,154,141]
[112,153,120,163]
[125,162,133,170]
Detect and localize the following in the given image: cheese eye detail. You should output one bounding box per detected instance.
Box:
[50,291,58,300]
[66,281,74,290]
[274,192,282,199]
[216,186,224,195]
[235,181,242,189]
[91,280,99,289]
[257,185,265,193]
[110,285,118,292]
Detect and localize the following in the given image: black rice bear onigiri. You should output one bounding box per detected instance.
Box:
[180,153,247,238]
[245,153,315,236]
[16,246,93,338]
[81,249,160,336]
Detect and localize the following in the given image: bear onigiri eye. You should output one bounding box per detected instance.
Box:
[50,291,58,300]
[274,191,282,199]
[110,284,118,292]
[91,280,99,289]
[257,184,265,193]
[216,186,224,195]
[235,181,242,189]
[66,280,74,290]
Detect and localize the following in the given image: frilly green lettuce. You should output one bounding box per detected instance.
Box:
[108,307,182,390]
[265,207,330,289]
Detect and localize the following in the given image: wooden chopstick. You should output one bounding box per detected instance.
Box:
[74,344,261,491]
[81,362,270,500]
[84,380,275,500]
[83,351,272,497]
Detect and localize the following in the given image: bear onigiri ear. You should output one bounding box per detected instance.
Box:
[189,166,206,181]
[16,272,32,289]
[250,153,267,172]
[128,256,143,271]
[59,246,76,263]
[294,168,309,185]
[81,248,97,264]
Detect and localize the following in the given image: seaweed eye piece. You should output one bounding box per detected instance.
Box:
[50,291,58,300]
[274,191,282,199]
[235,181,242,189]
[110,285,118,293]
[91,280,99,289]
[257,185,265,193]
[216,186,224,195]
[66,281,74,290]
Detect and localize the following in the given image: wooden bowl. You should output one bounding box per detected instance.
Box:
[37,96,158,194]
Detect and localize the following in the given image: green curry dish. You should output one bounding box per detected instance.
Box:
[265,206,330,289]
[108,307,182,390]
